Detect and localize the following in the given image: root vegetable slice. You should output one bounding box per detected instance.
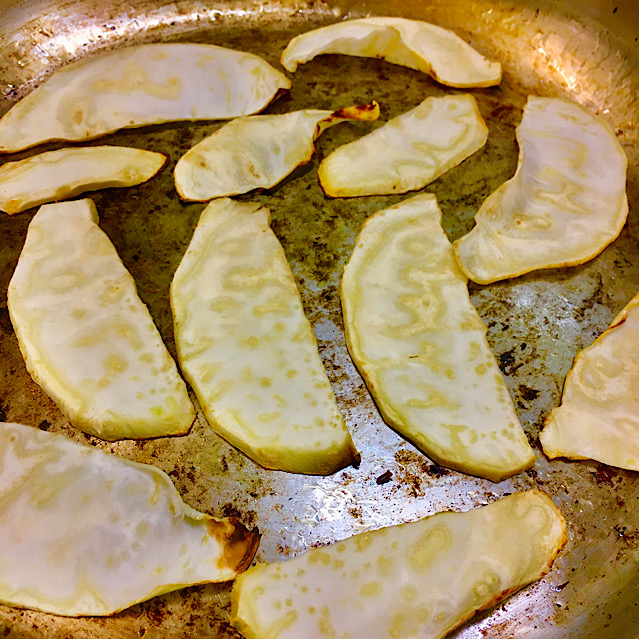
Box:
[7,199,195,441]
[170,198,359,475]
[341,193,535,481]
[540,293,639,470]
[318,94,487,198]
[453,97,629,285]
[280,17,501,88]
[0,43,291,153]
[175,102,380,201]
[0,145,166,214]
[0,422,259,616]
[231,489,566,639]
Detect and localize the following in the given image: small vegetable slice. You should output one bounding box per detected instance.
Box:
[7,199,195,441]
[174,103,380,201]
[540,293,639,470]
[231,489,566,639]
[453,97,629,284]
[0,43,291,153]
[171,198,359,475]
[0,145,166,214]
[341,193,535,481]
[318,94,487,198]
[0,422,259,616]
[280,17,501,88]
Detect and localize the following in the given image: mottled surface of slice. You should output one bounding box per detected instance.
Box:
[7,199,195,441]
[454,97,628,284]
[318,94,487,197]
[0,422,259,616]
[0,146,166,214]
[171,198,358,475]
[0,43,291,153]
[341,194,535,481]
[231,490,566,639]
[280,17,501,87]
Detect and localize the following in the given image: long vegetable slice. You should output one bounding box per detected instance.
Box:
[0,43,291,153]
[7,199,195,441]
[0,422,259,616]
[174,103,379,201]
[171,198,359,475]
[231,490,566,639]
[318,94,487,197]
[341,193,535,481]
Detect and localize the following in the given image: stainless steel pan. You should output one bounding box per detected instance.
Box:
[0,1,638,637]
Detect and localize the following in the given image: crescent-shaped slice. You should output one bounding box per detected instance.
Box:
[231,490,566,639]
[280,17,501,88]
[0,145,167,214]
[171,198,359,475]
[341,193,535,481]
[540,293,639,470]
[453,97,629,284]
[175,103,380,201]
[318,94,487,198]
[0,43,291,153]
[0,422,259,616]
[7,199,195,441]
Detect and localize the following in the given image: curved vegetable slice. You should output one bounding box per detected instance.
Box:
[171,198,359,475]
[0,422,259,616]
[341,193,535,481]
[175,102,379,201]
[0,145,166,214]
[540,293,639,470]
[453,97,629,284]
[280,17,501,87]
[0,43,291,153]
[231,489,566,639]
[318,94,487,197]
[7,199,195,441]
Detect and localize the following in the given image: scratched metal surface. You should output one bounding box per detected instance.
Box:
[0,0,638,637]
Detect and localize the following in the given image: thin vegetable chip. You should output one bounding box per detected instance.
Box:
[0,43,291,153]
[175,103,379,201]
[341,194,535,481]
[454,97,628,284]
[281,17,501,87]
[318,94,487,197]
[231,490,566,639]
[8,199,195,441]
[0,422,259,616]
[171,198,359,475]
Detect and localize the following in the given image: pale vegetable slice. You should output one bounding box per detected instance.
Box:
[231,489,566,639]
[0,43,291,153]
[341,193,535,481]
[0,422,259,616]
[453,97,629,285]
[7,199,195,441]
[171,198,359,475]
[540,293,639,470]
[0,145,167,214]
[318,94,487,198]
[280,17,501,88]
[175,102,380,201]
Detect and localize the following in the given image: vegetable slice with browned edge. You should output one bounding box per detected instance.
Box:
[175,103,379,201]
[281,17,501,87]
[231,489,566,639]
[7,199,195,441]
[0,422,259,616]
[0,43,291,153]
[0,145,166,214]
[341,193,535,481]
[171,198,359,475]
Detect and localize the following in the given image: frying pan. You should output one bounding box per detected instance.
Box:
[0,0,638,637]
